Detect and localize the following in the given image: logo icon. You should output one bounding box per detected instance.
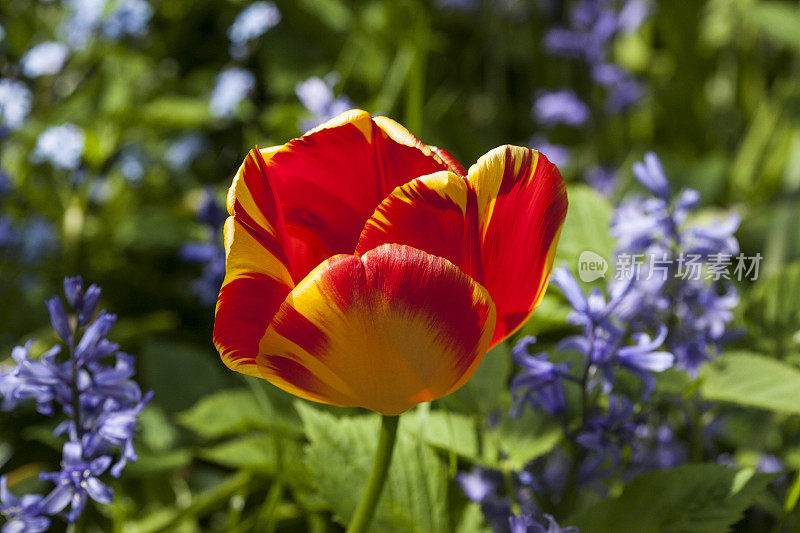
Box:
[578,251,608,282]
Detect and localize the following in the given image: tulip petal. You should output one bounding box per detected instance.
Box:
[469,146,567,343]
[261,109,462,280]
[213,217,294,375]
[356,146,567,347]
[255,244,496,415]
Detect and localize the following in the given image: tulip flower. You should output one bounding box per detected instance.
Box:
[213,109,568,415]
[212,109,567,531]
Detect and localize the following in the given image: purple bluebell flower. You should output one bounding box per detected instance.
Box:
[295,75,354,131]
[0,277,151,526]
[610,152,740,372]
[584,166,617,196]
[530,136,571,168]
[509,513,578,533]
[39,442,113,522]
[577,396,641,479]
[632,424,687,472]
[0,476,50,533]
[533,90,589,127]
[0,79,33,129]
[511,337,569,415]
[181,189,226,305]
[632,152,670,199]
[20,42,70,78]
[32,124,85,170]
[210,68,255,119]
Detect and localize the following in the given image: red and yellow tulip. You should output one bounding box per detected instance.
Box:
[212,109,568,415]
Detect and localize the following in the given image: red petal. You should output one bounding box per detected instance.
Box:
[255,244,496,415]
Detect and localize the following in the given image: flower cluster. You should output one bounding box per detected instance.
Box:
[543,0,649,113]
[532,0,651,193]
[610,152,740,373]
[456,467,577,533]
[462,151,740,529]
[0,277,151,531]
[180,189,227,306]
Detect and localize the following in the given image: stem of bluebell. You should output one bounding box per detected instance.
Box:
[345,414,399,533]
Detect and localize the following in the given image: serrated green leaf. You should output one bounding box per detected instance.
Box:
[297,402,449,533]
[178,389,301,440]
[701,352,800,414]
[570,465,773,532]
[401,409,496,464]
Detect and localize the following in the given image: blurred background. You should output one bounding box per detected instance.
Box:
[2,0,800,531]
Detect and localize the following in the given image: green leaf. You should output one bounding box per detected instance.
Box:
[555,185,615,268]
[442,342,511,414]
[489,410,562,470]
[570,465,774,532]
[178,388,303,440]
[297,402,449,533]
[197,434,279,472]
[401,409,496,464]
[701,352,800,414]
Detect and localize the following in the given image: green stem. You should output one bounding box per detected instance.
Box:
[346,415,400,533]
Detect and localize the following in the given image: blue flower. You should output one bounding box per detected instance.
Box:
[32,124,85,170]
[39,442,113,522]
[295,75,354,131]
[533,90,589,127]
[181,189,226,305]
[511,337,570,415]
[530,136,571,168]
[509,513,578,533]
[1,277,151,525]
[210,68,255,118]
[20,42,70,78]
[632,152,670,199]
[102,0,153,39]
[165,134,205,171]
[0,476,50,533]
[228,2,280,58]
[0,79,33,129]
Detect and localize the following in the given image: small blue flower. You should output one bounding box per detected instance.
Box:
[102,0,153,39]
[509,513,578,533]
[39,442,113,522]
[210,68,255,118]
[530,136,571,168]
[0,79,33,129]
[511,337,570,415]
[32,124,85,170]
[20,42,70,78]
[0,476,50,533]
[165,134,205,171]
[295,75,354,131]
[533,90,590,127]
[228,1,281,58]
[632,152,670,199]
